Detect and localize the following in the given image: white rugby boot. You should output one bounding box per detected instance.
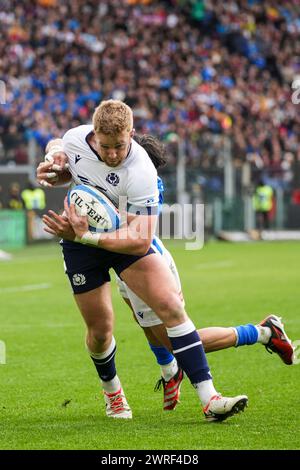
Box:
[104,387,132,419]
[203,394,248,422]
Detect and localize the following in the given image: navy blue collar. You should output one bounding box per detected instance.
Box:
[85,130,103,162]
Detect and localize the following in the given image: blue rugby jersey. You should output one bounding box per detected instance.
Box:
[151,176,165,255]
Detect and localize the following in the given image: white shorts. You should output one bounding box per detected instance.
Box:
[116,238,184,327]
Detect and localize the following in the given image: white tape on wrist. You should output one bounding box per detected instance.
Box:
[75,232,101,246]
[45,145,64,162]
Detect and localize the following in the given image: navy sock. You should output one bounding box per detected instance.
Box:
[167,320,212,384]
[89,340,117,382]
[149,343,174,365]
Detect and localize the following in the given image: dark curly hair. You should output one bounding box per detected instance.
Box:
[134,134,168,169]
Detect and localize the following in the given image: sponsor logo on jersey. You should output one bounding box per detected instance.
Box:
[75,154,82,164]
[136,311,144,319]
[72,273,86,286]
[106,172,120,187]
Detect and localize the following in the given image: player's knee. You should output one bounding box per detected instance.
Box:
[87,325,113,349]
[155,293,185,323]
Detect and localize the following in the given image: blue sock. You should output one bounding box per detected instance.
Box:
[235,324,258,346]
[149,343,174,365]
[167,320,212,384]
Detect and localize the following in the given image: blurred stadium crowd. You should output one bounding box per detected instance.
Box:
[0,0,299,189]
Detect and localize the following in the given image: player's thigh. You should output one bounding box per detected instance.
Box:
[120,254,186,324]
[162,248,185,305]
[117,250,185,329]
[74,282,114,332]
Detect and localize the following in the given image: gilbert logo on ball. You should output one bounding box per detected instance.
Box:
[68,185,120,233]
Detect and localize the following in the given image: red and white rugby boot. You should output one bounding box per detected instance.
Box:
[203,394,248,422]
[154,368,184,410]
[104,387,132,419]
[259,315,294,365]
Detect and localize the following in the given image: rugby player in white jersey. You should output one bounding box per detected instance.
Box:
[39,130,294,414]
[38,99,256,421]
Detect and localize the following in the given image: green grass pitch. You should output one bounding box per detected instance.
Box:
[0,240,299,450]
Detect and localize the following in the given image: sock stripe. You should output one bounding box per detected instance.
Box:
[91,346,116,365]
[173,341,202,354]
[169,331,202,351]
[87,336,116,360]
[89,342,117,383]
[166,319,196,337]
[168,329,212,384]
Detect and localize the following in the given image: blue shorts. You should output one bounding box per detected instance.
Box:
[62,240,154,294]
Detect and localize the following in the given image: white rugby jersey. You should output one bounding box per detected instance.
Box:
[62,125,159,213]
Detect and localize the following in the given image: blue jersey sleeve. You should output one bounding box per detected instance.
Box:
[157,177,164,214]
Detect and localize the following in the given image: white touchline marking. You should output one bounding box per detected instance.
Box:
[0,283,52,294]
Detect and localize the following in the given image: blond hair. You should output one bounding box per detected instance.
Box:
[93,100,133,135]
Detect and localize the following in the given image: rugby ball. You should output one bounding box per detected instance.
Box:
[67,184,120,233]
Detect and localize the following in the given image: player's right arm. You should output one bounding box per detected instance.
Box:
[68,201,157,255]
[37,138,71,188]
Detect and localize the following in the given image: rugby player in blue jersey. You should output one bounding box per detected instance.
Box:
[115,134,294,411]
